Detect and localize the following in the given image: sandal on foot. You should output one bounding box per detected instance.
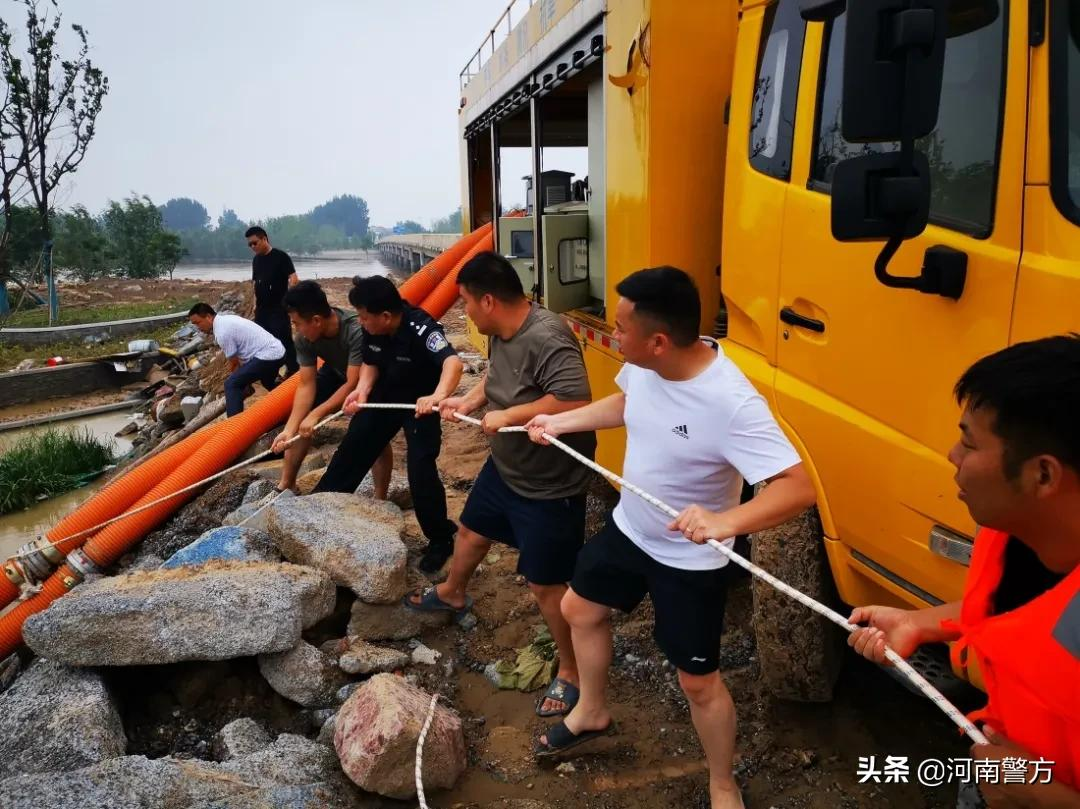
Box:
[402,588,472,615]
[535,677,580,717]
[533,719,615,758]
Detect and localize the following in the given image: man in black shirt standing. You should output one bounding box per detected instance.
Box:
[315,275,463,574]
[247,226,299,376]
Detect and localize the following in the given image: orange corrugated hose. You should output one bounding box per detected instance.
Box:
[397,223,492,306]
[0,374,300,657]
[418,230,495,320]
[0,421,226,609]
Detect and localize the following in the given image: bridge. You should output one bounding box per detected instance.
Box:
[377,234,460,272]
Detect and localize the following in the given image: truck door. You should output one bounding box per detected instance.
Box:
[773,6,1025,606]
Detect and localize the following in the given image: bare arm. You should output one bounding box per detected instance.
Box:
[525,393,626,443]
[288,272,298,287]
[438,372,489,421]
[285,367,317,432]
[848,601,962,665]
[417,356,465,415]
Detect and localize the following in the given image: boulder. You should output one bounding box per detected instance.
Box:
[355,470,413,511]
[266,493,408,604]
[257,641,350,708]
[334,674,466,799]
[161,525,276,568]
[347,599,451,642]
[243,478,279,505]
[0,734,390,809]
[0,659,126,779]
[213,718,272,761]
[22,562,336,666]
[223,489,294,530]
[338,639,410,675]
[158,395,185,427]
[296,468,327,496]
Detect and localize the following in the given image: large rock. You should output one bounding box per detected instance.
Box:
[334,674,466,799]
[257,641,350,708]
[0,734,392,809]
[223,490,295,531]
[338,639,410,675]
[161,525,276,568]
[0,659,126,779]
[22,561,336,666]
[347,599,451,641]
[266,493,408,604]
[355,470,413,511]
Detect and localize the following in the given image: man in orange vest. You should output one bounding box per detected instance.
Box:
[849,335,1080,808]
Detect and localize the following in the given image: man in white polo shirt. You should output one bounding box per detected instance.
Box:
[188,302,285,416]
[526,267,815,809]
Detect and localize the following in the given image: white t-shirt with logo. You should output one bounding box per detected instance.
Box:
[212,313,285,363]
[611,347,802,571]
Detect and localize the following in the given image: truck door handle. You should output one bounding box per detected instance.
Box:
[780,307,826,333]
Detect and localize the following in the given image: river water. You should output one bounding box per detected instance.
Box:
[173,251,396,283]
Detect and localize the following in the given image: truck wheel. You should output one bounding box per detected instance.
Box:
[749,494,844,702]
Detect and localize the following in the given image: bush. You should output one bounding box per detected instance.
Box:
[0,428,116,514]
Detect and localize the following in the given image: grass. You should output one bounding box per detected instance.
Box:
[0,323,181,370]
[0,427,116,515]
[2,297,197,328]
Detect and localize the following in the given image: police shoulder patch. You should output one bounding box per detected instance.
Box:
[425,331,448,352]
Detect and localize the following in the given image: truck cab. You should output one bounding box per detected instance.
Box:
[457,0,1080,698]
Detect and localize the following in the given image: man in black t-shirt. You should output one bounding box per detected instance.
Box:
[314,275,463,573]
[247,225,299,375]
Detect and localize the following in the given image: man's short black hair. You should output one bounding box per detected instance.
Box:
[615,266,700,347]
[245,226,267,240]
[283,280,332,319]
[457,251,525,303]
[955,334,1080,477]
[349,275,403,315]
[188,302,215,317]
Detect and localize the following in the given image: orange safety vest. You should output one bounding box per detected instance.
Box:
[947,528,1080,789]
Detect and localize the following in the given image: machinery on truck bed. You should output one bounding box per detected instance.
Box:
[456,0,1080,699]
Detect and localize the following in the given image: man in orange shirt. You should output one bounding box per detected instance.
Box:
[849,335,1080,808]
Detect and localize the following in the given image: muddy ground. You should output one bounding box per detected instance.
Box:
[10,276,978,807]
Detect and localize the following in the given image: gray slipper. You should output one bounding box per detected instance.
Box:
[403,588,472,615]
[534,719,615,758]
[536,677,579,717]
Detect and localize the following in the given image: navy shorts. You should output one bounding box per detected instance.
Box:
[459,457,586,586]
[571,517,730,675]
[311,366,347,408]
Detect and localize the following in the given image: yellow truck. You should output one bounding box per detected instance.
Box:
[455,0,1080,699]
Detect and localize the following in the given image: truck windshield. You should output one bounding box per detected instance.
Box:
[1052,0,1080,224]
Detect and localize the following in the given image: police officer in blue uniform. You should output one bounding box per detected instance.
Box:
[314,275,464,573]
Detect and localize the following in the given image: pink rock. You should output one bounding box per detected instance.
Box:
[333,673,465,799]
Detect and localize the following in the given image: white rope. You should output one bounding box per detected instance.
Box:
[446,411,988,744]
[416,692,440,809]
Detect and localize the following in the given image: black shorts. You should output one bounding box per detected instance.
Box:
[311,366,347,408]
[571,517,731,675]
[459,458,586,586]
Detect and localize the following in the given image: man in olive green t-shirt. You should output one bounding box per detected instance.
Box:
[405,252,596,718]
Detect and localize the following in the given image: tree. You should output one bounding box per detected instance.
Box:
[217,207,243,230]
[430,206,462,234]
[393,220,425,235]
[160,197,210,231]
[1,0,108,320]
[309,194,369,238]
[53,204,109,281]
[102,195,185,279]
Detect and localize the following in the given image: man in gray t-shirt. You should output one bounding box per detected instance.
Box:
[269,281,391,495]
[405,252,596,719]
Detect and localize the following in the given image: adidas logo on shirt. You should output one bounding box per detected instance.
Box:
[672,424,689,439]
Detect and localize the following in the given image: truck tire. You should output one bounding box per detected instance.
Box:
[749,494,844,702]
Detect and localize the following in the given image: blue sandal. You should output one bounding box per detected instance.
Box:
[402,588,473,616]
[533,719,615,758]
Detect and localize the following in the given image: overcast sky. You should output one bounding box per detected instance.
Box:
[33,1,509,228]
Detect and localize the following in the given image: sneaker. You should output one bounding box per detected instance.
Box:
[418,544,452,574]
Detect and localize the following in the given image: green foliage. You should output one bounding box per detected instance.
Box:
[160,197,210,231]
[394,220,425,235]
[309,194,369,238]
[0,322,177,370]
[430,207,462,234]
[217,208,243,230]
[0,427,115,514]
[3,296,195,327]
[101,195,185,279]
[53,205,109,281]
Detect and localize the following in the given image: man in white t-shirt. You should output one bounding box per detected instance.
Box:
[526,267,815,809]
[188,302,285,416]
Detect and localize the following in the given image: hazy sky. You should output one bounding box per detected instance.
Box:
[34,1,509,228]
